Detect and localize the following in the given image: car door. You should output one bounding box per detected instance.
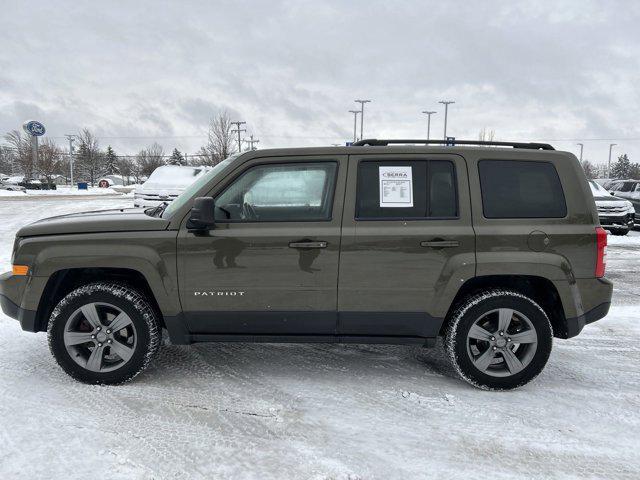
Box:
[337,154,475,338]
[177,155,347,336]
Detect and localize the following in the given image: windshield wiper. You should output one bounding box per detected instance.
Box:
[145,201,169,218]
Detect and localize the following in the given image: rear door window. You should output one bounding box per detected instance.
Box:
[356,160,457,219]
[478,160,567,218]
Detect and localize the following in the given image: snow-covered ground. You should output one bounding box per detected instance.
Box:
[0,197,639,480]
[0,186,130,197]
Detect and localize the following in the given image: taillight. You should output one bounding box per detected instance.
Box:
[595,226,607,278]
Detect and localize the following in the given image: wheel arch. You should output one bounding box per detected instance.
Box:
[34,268,164,332]
[441,275,567,338]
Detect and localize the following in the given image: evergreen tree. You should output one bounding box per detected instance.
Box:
[168,148,185,165]
[104,145,118,174]
[580,160,597,180]
[610,154,632,179]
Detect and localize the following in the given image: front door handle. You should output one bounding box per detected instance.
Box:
[288,241,328,249]
[420,240,460,248]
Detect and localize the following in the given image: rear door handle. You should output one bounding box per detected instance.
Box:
[420,240,460,248]
[288,241,328,249]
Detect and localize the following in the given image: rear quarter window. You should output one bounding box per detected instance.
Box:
[478,160,567,219]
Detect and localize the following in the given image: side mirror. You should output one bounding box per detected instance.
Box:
[187,197,216,232]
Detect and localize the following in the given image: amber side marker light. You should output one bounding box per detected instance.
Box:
[12,265,29,276]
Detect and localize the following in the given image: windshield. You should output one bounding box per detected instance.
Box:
[589,180,609,196]
[162,155,238,218]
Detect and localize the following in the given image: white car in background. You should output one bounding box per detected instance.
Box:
[134,165,211,208]
[589,180,635,235]
[606,179,640,224]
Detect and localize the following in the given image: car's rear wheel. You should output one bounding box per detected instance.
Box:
[445,290,553,390]
[48,283,160,384]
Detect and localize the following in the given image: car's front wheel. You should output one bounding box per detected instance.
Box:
[48,283,160,384]
[445,289,553,390]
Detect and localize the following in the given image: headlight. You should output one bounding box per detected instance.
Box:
[625,201,635,214]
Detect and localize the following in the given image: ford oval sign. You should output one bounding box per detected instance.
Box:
[22,120,46,137]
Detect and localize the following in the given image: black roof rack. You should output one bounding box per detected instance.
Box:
[351,139,555,150]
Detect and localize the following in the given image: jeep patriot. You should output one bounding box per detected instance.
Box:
[0,139,613,390]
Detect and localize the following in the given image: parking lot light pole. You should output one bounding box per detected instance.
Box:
[608,143,617,178]
[65,134,76,187]
[349,110,360,142]
[576,143,584,162]
[354,99,371,140]
[438,100,455,139]
[422,111,437,140]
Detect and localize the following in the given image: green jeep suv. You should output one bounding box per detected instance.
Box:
[0,139,613,390]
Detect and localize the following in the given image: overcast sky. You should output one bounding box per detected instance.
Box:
[1,0,638,165]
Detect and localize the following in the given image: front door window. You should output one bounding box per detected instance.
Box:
[215,162,337,222]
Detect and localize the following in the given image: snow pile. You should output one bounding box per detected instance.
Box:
[0,186,128,197]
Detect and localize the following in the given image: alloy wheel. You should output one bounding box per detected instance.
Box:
[465,308,538,377]
[63,302,137,373]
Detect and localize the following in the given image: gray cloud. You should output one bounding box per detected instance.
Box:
[0,0,638,162]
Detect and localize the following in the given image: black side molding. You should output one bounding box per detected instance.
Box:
[163,310,444,346]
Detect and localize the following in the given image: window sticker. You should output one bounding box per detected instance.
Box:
[379,166,413,207]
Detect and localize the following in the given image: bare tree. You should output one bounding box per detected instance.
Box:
[478,128,496,142]
[115,156,134,185]
[4,130,34,179]
[0,145,14,174]
[136,142,165,177]
[198,111,236,166]
[580,159,598,180]
[76,128,104,186]
[38,138,64,186]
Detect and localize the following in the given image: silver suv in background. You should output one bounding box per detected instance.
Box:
[589,180,634,235]
[607,179,640,226]
[133,165,211,208]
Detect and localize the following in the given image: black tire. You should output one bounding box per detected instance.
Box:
[48,282,160,385]
[611,228,629,236]
[444,289,553,390]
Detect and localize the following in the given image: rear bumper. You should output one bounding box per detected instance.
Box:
[561,301,611,339]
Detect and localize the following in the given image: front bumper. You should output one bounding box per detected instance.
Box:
[598,212,634,229]
[0,271,38,331]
